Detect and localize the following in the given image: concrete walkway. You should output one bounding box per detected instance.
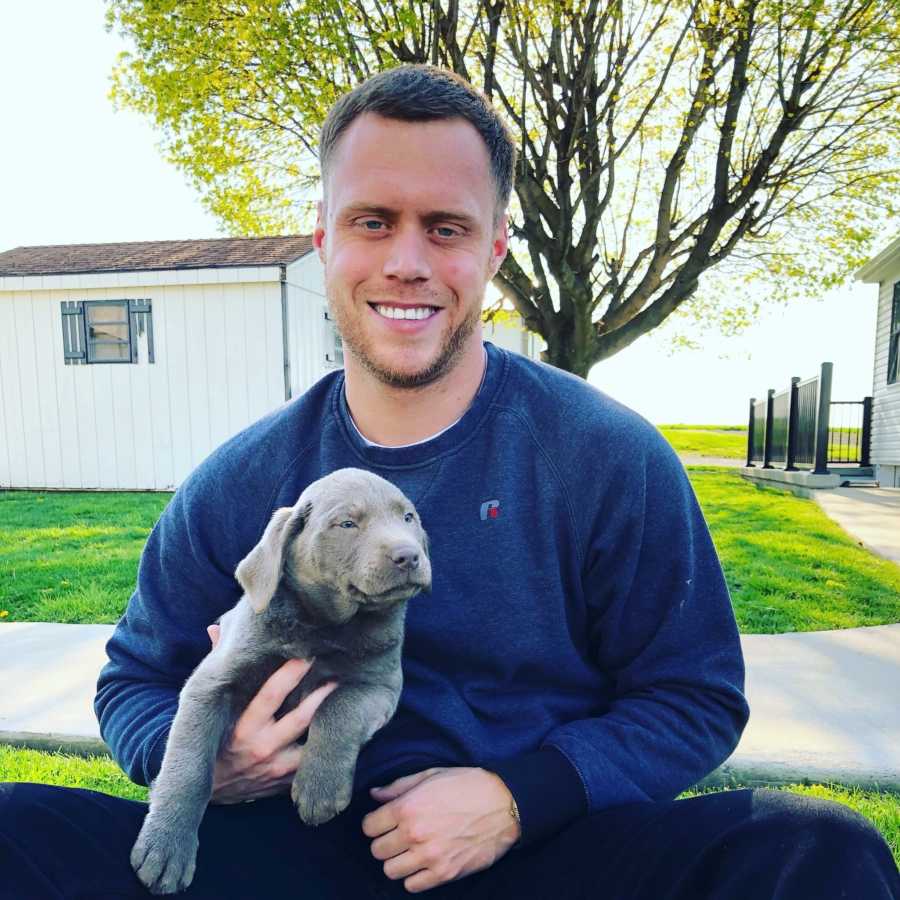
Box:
[1,621,898,791]
[680,455,744,468]
[814,487,900,566]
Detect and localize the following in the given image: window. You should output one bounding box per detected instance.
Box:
[889,282,900,386]
[61,299,154,365]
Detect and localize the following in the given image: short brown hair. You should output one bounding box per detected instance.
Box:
[320,65,516,221]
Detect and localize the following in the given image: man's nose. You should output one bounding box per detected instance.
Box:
[382,227,431,281]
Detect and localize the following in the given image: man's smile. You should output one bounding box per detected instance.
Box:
[366,302,445,333]
[370,303,441,321]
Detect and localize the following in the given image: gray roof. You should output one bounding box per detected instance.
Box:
[0,235,314,276]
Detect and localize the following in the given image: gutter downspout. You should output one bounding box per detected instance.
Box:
[280,265,292,401]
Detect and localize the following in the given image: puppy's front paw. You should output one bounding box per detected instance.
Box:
[291,764,353,826]
[131,817,199,895]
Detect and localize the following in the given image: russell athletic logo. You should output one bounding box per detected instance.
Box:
[480,500,501,520]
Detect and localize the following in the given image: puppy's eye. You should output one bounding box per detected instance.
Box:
[404,512,415,523]
[339,520,357,529]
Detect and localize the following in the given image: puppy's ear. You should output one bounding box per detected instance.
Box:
[235,503,309,614]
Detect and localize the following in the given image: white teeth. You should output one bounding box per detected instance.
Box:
[374,305,436,320]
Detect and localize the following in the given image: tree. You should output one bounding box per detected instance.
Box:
[107,0,899,377]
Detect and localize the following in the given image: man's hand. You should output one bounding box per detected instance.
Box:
[362,767,520,893]
[206,623,337,804]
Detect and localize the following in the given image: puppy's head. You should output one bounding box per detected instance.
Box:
[235,468,431,621]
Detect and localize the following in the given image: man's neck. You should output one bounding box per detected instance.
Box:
[344,340,487,447]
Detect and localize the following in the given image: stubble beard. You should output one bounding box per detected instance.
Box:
[327,291,483,390]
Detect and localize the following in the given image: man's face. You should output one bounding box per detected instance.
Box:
[314,113,508,389]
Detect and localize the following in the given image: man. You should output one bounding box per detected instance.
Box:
[1,65,897,899]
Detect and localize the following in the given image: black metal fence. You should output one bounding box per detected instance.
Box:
[794,375,820,466]
[747,363,873,473]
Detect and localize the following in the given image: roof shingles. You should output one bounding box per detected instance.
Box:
[0,236,313,277]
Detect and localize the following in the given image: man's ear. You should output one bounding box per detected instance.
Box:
[489,214,509,277]
[313,200,326,264]
[235,502,310,614]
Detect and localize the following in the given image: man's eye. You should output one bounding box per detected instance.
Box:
[361,220,385,231]
[404,512,415,523]
[339,520,357,529]
[434,226,458,238]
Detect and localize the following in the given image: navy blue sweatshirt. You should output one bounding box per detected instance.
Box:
[95,342,749,846]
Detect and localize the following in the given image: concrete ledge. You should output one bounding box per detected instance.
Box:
[699,756,900,793]
[741,467,840,490]
[0,731,110,758]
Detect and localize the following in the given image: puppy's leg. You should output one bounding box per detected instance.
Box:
[131,663,235,895]
[292,683,398,826]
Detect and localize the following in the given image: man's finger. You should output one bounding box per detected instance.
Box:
[239,658,314,730]
[265,744,305,781]
[369,829,410,862]
[404,868,442,894]
[383,850,426,882]
[362,801,398,838]
[369,768,443,802]
[269,681,338,745]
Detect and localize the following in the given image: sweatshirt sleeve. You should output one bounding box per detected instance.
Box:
[494,433,748,843]
[543,433,749,817]
[93,461,256,786]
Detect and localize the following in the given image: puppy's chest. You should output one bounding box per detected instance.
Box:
[276,617,401,664]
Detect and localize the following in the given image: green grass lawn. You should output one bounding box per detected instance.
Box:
[689,468,900,633]
[657,422,867,464]
[659,425,747,458]
[660,424,747,431]
[3,471,899,633]
[0,491,170,622]
[0,744,148,802]
[1,745,896,867]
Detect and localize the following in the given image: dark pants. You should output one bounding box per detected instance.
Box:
[1,781,897,899]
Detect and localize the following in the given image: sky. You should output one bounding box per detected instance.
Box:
[0,2,886,425]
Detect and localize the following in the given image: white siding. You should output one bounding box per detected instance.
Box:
[285,254,336,399]
[483,316,544,360]
[870,275,900,468]
[0,280,285,491]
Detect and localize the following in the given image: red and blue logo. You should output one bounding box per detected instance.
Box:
[480,500,500,520]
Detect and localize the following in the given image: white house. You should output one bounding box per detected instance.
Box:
[0,236,541,491]
[856,234,900,488]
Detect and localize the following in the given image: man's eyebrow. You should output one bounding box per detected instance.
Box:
[339,204,479,229]
[340,204,396,219]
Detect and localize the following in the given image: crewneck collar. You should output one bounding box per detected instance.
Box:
[332,341,508,469]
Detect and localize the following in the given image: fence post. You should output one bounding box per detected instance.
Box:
[746,398,756,467]
[861,396,873,468]
[785,377,800,471]
[813,362,833,475]
[763,389,775,469]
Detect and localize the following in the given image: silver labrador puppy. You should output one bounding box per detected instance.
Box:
[131,467,431,894]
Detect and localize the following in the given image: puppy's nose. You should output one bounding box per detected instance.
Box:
[390,545,420,571]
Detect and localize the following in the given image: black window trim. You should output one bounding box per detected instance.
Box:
[888,281,900,386]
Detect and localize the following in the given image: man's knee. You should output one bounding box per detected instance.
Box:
[0,781,149,900]
[0,781,68,834]
[752,788,885,850]
[749,789,899,895]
